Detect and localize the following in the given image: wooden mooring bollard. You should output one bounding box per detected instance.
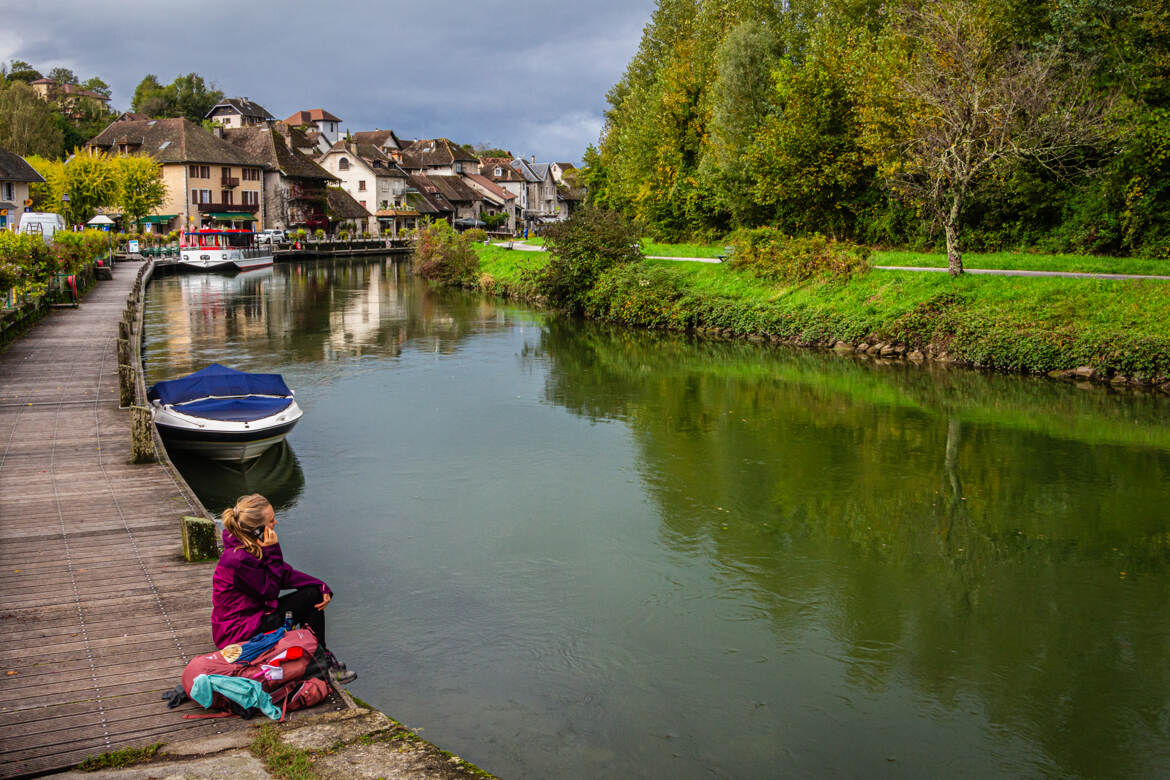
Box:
[180,515,218,561]
[130,405,156,463]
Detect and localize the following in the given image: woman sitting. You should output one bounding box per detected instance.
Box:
[211,493,355,683]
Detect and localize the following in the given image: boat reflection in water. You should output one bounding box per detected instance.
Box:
[170,440,305,514]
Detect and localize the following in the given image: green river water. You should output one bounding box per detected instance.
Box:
[143,258,1170,779]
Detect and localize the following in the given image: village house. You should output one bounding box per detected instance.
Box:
[86,117,267,233]
[284,109,343,155]
[222,125,335,232]
[325,187,370,236]
[399,138,478,177]
[0,148,44,231]
[478,156,530,214]
[421,174,483,228]
[206,98,275,129]
[463,172,517,233]
[28,77,111,118]
[404,174,455,224]
[350,129,403,157]
[317,140,411,235]
[550,162,576,185]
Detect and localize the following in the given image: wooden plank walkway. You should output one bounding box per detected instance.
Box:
[0,266,256,777]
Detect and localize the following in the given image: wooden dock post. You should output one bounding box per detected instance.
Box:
[181,515,219,561]
[130,405,156,463]
[117,363,134,407]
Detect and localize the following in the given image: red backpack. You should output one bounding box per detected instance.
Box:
[180,627,327,718]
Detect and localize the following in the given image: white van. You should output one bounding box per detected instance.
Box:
[19,212,67,243]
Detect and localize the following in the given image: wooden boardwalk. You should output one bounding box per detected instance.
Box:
[0,266,253,777]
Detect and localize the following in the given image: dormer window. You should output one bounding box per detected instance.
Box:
[494,166,501,177]
[338,157,349,171]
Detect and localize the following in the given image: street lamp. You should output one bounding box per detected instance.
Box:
[61,194,70,228]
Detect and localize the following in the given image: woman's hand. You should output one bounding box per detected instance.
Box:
[259,525,279,547]
[315,592,332,611]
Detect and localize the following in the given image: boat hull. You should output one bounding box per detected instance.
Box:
[152,399,302,462]
[179,249,273,272]
[155,418,298,462]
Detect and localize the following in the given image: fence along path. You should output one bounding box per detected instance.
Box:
[0,265,240,777]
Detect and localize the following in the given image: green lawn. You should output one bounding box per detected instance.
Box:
[641,240,727,258]
[473,243,1170,380]
[874,250,1170,276]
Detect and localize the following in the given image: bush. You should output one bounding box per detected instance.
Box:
[0,232,57,299]
[483,213,508,230]
[585,262,692,329]
[463,228,488,243]
[729,228,872,283]
[413,219,481,286]
[525,206,643,313]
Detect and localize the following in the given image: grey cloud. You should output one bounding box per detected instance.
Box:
[2,0,654,163]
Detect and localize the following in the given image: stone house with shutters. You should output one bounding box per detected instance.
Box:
[222,126,336,232]
[463,173,517,233]
[0,148,44,231]
[85,117,267,233]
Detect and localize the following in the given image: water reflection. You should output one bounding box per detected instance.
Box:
[171,441,305,514]
[535,318,1170,778]
[145,258,519,378]
[142,262,1170,778]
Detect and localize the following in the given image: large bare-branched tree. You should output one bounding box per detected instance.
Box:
[865,0,1115,275]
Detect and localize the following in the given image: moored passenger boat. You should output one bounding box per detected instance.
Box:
[148,364,302,462]
[179,229,273,272]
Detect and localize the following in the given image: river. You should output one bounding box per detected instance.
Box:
[142,257,1170,779]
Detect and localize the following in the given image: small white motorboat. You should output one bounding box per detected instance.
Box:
[148,364,302,462]
[179,229,273,272]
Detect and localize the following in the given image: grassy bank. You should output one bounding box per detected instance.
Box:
[874,250,1170,276]
[474,244,1170,385]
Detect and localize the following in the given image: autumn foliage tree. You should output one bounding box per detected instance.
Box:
[861,0,1116,274]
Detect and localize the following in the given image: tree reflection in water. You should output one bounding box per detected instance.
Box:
[535,317,1170,778]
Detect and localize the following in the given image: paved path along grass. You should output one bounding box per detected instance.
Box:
[0,265,266,776]
[493,242,1170,279]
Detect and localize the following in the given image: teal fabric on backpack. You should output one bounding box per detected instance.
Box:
[190,673,282,720]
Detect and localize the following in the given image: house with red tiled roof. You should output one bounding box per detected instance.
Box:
[283,109,343,153]
[29,77,111,119]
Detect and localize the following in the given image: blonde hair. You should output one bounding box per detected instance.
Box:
[223,493,271,559]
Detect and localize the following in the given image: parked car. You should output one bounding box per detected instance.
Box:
[256,229,286,244]
[18,212,67,244]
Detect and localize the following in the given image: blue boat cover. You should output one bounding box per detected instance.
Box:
[149,364,292,406]
[174,396,294,422]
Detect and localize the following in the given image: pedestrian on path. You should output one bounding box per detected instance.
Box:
[211,493,355,682]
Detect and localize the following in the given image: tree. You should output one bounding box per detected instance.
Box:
[0,82,65,157]
[703,21,782,227]
[37,149,119,226]
[5,59,42,83]
[862,0,1115,274]
[47,67,78,84]
[81,77,112,98]
[168,73,224,123]
[132,74,169,115]
[114,155,167,230]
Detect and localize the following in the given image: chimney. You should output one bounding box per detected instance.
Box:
[213,125,224,139]
[530,155,535,163]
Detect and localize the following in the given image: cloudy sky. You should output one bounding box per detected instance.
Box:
[0,0,656,163]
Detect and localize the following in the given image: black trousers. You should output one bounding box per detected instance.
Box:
[258,587,327,648]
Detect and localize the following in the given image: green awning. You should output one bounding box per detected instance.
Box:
[138,214,177,224]
[208,212,256,221]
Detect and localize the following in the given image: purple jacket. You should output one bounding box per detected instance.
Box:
[211,529,331,647]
